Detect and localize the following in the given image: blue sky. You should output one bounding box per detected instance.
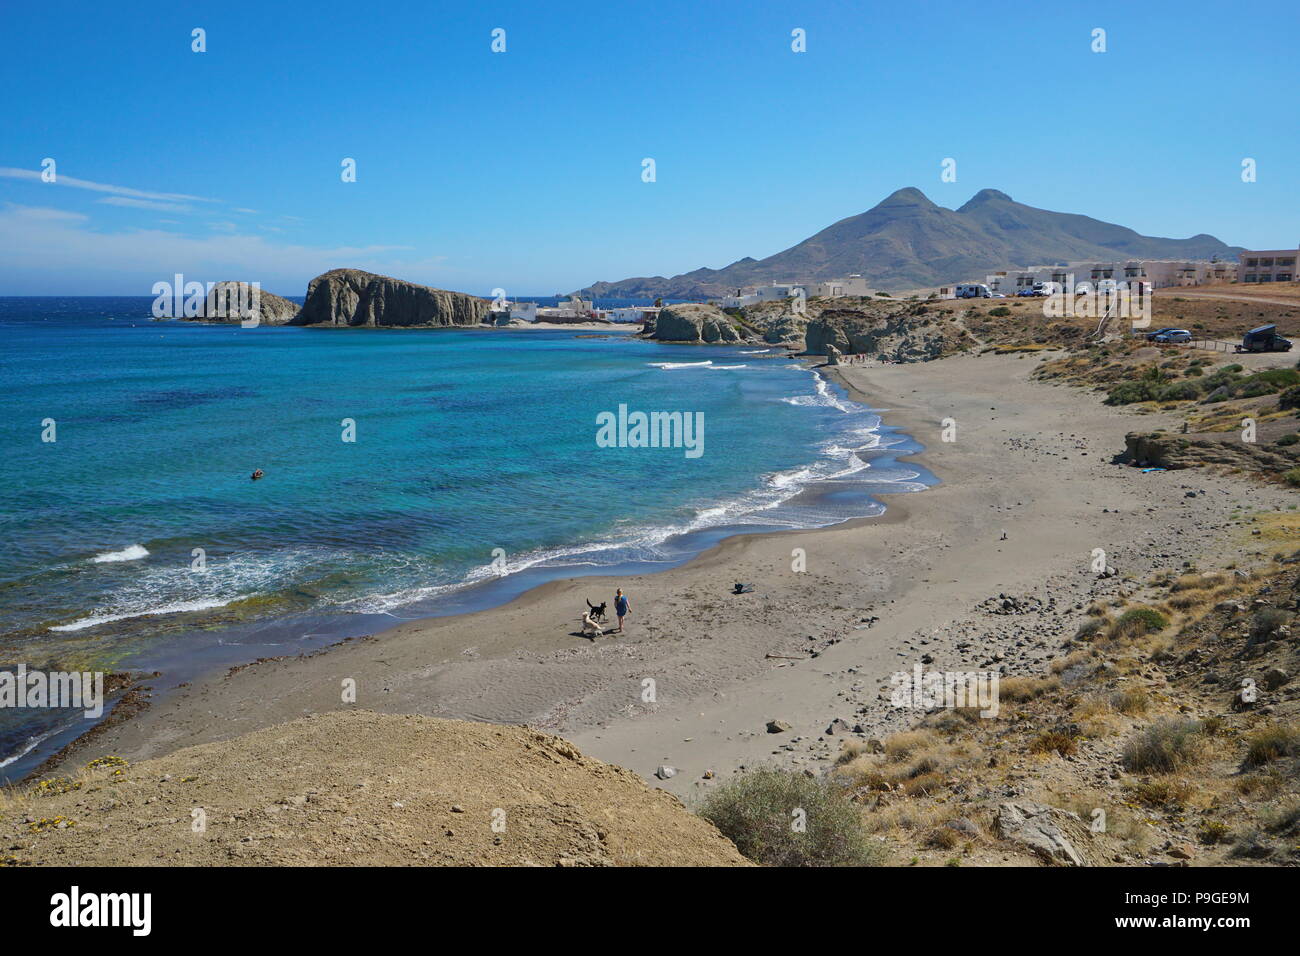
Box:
[2,0,1296,296]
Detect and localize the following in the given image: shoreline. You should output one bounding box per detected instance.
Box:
[27,350,1296,803]
[4,351,907,781]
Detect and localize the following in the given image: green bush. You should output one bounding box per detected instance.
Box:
[1278,385,1300,410]
[1284,468,1300,488]
[696,767,884,867]
[1106,381,1159,405]
[1276,433,1300,447]
[989,306,1011,317]
[1156,380,1202,401]
[1252,369,1300,388]
[1239,379,1280,398]
[1122,718,1207,773]
[1203,368,1245,391]
[1184,365,1203,377]
[1113,606,1168,637]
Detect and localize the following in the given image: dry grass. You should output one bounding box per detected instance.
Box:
[1243,723,1300,768]
[1122,718,1209,773]
[999,675,1060,703]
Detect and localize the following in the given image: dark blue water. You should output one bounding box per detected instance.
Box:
[0,296,929,778]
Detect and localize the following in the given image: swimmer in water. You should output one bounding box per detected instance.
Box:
[251,469,264,480]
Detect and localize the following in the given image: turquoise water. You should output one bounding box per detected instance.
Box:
[0,297,928,776]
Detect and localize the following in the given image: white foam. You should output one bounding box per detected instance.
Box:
[647,361,712,369]
[0,726,65,769]
[50,597,245,632]
[91,544,149,563]
[708,364,747,370]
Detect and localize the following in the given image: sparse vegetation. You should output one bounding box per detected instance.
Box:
[1122,718,1207,773]
[697,767,884,867]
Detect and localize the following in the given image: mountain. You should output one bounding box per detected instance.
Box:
[575,188,1243,296]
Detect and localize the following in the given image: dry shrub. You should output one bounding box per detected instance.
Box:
[1030,731,1078,757]
[1109,686,1150,716]
[1170,572,1228,592]
[883,730,938,759]
[1122,718,1208,773]
[1110,607,1169,641]
[1000,675,1060,703]
[1244,723,1300,768]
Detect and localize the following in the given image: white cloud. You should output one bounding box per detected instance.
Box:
[0,167,218,203]
[0,202,452,295]
[3,202,88,222]
[98,196,193,213]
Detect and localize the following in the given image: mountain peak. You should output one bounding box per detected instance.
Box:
[876,186,936,209]
[961,188,1013,208]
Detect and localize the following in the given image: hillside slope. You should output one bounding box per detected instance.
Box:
[3,711,749,867]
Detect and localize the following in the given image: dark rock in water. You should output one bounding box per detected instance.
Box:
[293,268,489,328]
[651,303,743,343]
[198,281,300,325]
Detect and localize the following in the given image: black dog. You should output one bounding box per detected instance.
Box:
[586,599,608,622]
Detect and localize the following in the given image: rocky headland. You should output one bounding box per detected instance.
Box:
[645,303,744,343]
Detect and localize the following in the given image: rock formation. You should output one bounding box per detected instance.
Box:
[200,282,300,324]
[805,307,948,362]
[1123,431,1300,474]
[650,303,744,343]
[994,801,1091,866]
[293,269,489,328]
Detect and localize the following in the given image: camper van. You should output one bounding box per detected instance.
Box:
[955,283,992,299]
[1238,325,1293,353]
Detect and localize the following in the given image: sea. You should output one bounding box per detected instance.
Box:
[0,296,931,780]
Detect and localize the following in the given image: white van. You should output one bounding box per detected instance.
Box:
[955,283,992,299]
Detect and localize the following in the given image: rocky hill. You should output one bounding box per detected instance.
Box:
[198,281,300,324]
[293,269,489,328]
[576,187,1242,296]
[647,303,744,343]
[4,711,749,867]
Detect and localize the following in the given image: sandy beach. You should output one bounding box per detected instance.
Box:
[38,348,1293,804]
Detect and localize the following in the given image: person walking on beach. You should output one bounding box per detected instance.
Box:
[614,588,630,633]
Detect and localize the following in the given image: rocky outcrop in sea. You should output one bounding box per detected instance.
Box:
[293,269,489,328]
[649,303,744,343]
[201,282,301,324]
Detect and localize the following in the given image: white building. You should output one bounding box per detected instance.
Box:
[1239,249,1298,283]
[805,274,873,298]
[982,259,1230,295]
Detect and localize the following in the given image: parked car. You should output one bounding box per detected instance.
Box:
[990,293,1007,298]
[1144,327,1179,341]
[1152,329,1192,344]
[1016,288,1038,297]
[1238,324,1293,352]
[954,283,992,299]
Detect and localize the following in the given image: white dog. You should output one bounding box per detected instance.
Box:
[581,611,604,639]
